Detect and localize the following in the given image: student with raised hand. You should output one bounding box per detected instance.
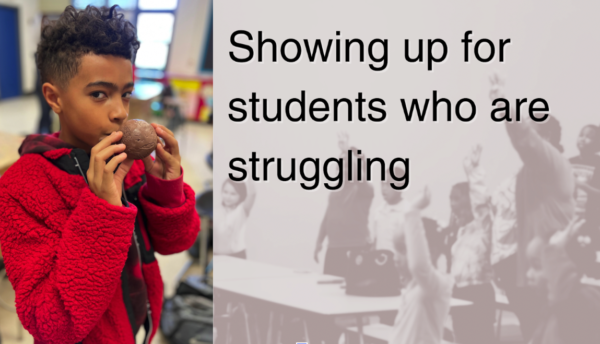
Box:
[390,186,454,344]
[526,217,600,344]
[369,165,407,253]
[447,145,496,344]
[213,179,257,259]
[314,132,374,277]
[489,73,575,340]
[568,124,600,277]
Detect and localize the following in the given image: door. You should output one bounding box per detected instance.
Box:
[0,6,22,100]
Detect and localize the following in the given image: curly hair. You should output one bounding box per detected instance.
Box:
[36,5,140,87]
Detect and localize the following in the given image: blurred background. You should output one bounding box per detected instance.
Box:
[0,0,214,343]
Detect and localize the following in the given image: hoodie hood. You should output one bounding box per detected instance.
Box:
[18,133,74,158]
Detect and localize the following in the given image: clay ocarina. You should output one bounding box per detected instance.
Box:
[119,119,158,160]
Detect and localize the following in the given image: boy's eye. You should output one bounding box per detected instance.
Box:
[91,91,107,99]
[123,92,132,99]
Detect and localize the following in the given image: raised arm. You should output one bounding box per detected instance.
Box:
[243,180,257,215]
[403,187,437,288]
[490,73,574,205]
[489,73,557,171]
[463,145,490,219]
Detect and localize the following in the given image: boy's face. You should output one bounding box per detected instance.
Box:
[52,54,134,152]
[577,126,598,155]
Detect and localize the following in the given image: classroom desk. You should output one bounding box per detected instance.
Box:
[345,323,454,344]
[214,257,471,344]
[214,255,314,281]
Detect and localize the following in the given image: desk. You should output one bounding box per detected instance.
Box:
[214,257,471,344]
[345,323,454,344]
[214,255,314,281]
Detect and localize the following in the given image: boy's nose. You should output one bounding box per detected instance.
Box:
[110,104,128,123]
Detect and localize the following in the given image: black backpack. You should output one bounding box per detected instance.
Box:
[345,249,401,297]
[160,294,213,344]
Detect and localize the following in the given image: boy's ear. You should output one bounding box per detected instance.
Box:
[42,82,63,115]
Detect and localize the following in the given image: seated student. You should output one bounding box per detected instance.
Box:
[390,187,454,344]
[526,218,600,344]
[213,179,256,259]
[568,124,600,277]
[369,166,407,252]
[0,6,200,344]
[447,145,496,344]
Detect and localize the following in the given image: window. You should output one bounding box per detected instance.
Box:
[72,0,178,73]
[199,2,212,73]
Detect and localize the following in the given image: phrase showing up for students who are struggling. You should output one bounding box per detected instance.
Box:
[226,30,553,191]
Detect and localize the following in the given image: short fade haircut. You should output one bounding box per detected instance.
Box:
[36,5,140,88]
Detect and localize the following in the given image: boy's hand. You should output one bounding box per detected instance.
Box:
[87,131,135,207]
[142,124,182,180]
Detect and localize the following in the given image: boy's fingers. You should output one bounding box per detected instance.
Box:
[96,144,126,162]
[156,127,180,158]
[156,142,176,166]
[152,123,175,138]
[92,131,123,155]
[142,155,154,172]
[113,157,134,184]
[105,152,128,174]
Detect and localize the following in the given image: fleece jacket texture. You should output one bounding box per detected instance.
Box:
[0,133,200,344]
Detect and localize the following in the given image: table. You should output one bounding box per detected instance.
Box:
[214,257,471,344]
[345,323,455,344]
[214,255,314,281]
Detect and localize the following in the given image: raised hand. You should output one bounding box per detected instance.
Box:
[142,123,182,180]
[87,131,135,206]
[338,131,350,153]
[464,144,482,172]
[549,216,586,250]
[407,186,431,212]
[489,72,506,101]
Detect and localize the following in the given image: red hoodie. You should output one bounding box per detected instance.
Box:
[0,133,200,344]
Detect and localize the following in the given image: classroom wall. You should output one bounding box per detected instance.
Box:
[167,0,211,77]
[0,0,41,94]
[38,0,69,13]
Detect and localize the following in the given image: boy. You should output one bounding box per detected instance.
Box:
[0,5,199,344]
[390,187,454,344]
